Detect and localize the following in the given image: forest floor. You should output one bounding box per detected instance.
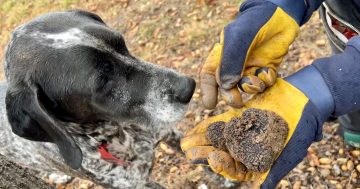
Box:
[1,0,359,188]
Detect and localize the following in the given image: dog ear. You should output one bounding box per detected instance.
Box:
[5,82,82,169]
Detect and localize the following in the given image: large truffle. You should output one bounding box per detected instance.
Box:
[223,108,289,172]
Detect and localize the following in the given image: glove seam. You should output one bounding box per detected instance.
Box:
[311,64,337,120]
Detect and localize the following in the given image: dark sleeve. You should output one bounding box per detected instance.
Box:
[268,0,325,25]
[313,36,360,116]
[302,0,326,24]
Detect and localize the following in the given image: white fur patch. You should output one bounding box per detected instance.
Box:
[26,28,131,63]
[142,63,187,124]
[143,89,185,123]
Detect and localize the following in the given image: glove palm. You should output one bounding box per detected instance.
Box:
[182,79,323,187]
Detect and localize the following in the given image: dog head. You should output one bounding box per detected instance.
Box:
[4,10,195,170]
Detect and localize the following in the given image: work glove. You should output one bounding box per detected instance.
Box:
[183,65,335,188]
[201,0,307,109]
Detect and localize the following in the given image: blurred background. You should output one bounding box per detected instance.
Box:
[1,0,359,188]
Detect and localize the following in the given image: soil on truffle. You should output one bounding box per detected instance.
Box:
[223,108,289,172]
[206,121,227,151]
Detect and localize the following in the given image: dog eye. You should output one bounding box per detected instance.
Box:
[94,60,115,88]
[125,66,134,77]
[97,60,115,75]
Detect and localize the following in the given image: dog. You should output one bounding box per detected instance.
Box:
[0,10,195,189]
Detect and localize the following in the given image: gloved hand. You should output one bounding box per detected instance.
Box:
[183,65,335,188]
[201,0,307,109]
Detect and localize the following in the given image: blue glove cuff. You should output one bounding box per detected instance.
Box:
[285,65,335,122]
[267,0,307,25]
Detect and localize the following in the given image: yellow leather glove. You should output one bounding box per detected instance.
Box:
[200,1,300,109]
[182,73,333,188]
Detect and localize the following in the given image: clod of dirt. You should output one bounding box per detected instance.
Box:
[206,121,227,151]
[224,108,289,172]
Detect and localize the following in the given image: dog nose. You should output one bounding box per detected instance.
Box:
[173,77,196,103]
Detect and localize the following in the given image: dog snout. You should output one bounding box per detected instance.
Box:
[172,77,195,103]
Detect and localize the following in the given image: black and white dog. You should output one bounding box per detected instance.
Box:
[1,10,195,188]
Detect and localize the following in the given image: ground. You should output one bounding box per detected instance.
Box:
[0,0,360,188]
[0,154,51,189]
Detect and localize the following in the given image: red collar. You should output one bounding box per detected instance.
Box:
[98,143,129,167]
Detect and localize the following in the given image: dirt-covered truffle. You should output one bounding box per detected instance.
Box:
[223,108,289,172]
[206,121,227,150]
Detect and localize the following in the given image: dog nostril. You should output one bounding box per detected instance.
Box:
[174,77,196,103]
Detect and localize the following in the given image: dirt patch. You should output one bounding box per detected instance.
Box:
[0,154,52,189]
[207,108,289,172]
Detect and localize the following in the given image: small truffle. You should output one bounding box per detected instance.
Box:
[206,121,227,151]
[223,108,289,172]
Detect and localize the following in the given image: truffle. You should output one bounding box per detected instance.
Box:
[223,108,289,172]
[206,108,289,173]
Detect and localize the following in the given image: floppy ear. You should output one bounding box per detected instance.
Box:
[5,82,82,169]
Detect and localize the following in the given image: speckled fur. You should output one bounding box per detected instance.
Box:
[0,95,178,188]
[1,10,193,189]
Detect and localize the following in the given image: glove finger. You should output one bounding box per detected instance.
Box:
[237,75,266,94]
[201,43,223,73]
[184,146,216,164]
[181,133,211,152]
[219,87,244,108]
[255,67,277,87]
[207,150,248,181]
[208,151,267,183]
[200,73,218,109]
[200,43,223,109]
[218,27,247,90]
